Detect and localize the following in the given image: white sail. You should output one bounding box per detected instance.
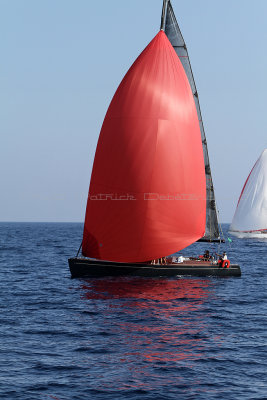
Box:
[230,149,267,235]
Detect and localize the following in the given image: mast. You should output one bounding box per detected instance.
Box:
[160,0,169,31]
[161,0,222,242]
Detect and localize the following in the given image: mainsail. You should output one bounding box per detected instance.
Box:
[82,31,206,262]
[161,0,221,242]
[230,149,267,233]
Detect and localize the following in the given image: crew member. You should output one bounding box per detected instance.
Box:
[217,252,228,267]
[199,250,212,261]
[203,250,212,261]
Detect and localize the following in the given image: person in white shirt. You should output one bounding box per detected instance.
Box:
[216,251,228,267]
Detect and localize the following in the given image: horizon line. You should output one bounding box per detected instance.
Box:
[0,220,231,224]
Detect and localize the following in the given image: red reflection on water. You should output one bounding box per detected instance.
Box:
[78,278,221,369]
[80,277,213,302]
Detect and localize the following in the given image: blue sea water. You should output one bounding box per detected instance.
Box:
[0,222,266,400]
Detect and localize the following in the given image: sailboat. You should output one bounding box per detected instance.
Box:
[230,149,267,237]
[69,0,241,278]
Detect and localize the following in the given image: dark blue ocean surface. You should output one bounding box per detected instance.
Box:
[0,223,266,400]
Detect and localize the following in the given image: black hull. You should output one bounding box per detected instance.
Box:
[68,258,241,278]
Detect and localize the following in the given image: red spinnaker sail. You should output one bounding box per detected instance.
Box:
[82,31,206,262]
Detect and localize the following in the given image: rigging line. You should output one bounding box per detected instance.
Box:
[76,240,83,257]
[218,210,225,242]
[209,180,212,241]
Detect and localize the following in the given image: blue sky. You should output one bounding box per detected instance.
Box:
[1,0,267,222]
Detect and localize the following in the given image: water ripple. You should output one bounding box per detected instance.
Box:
[0,223,266,400]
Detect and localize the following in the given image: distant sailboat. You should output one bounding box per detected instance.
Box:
[230,149,267,237]
[69,0,241,278]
